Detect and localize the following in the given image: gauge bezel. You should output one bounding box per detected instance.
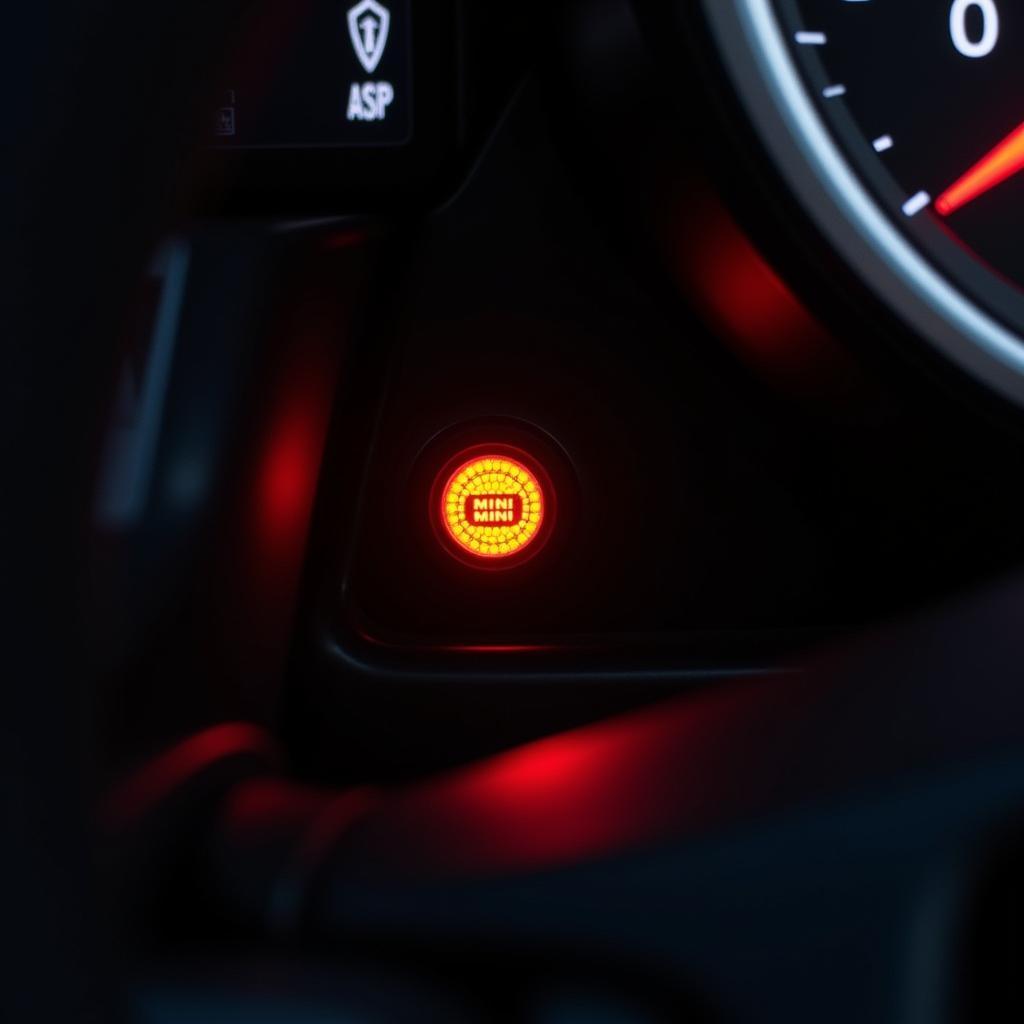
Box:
[703,0,1024,407]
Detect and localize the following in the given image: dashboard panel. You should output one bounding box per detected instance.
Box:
[17,2,1024,1021]
[276,3,1024,658]
[102,1,1024,717]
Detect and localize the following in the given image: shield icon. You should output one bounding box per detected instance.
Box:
[347,0,391,75]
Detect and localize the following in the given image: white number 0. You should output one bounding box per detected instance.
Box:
[950,0,999,58]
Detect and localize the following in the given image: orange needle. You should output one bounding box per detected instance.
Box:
[935,120,1024,216]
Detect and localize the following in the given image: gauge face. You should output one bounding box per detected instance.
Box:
[705,0,1024,404]
[780,0,1024,314]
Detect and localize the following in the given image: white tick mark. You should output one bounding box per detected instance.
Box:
[902,191,931,217]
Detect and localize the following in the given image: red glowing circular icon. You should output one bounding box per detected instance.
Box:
[435,447,552,567]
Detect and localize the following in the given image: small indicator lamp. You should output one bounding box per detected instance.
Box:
[435,449,550,567]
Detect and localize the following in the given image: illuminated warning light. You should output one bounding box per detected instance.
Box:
[437,450,549,566]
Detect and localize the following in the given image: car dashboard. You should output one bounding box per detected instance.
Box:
[8,2,1024,1022]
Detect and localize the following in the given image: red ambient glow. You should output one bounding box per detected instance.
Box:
[671,181,855,399]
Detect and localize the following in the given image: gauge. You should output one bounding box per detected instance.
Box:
[705,0,1024,405]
